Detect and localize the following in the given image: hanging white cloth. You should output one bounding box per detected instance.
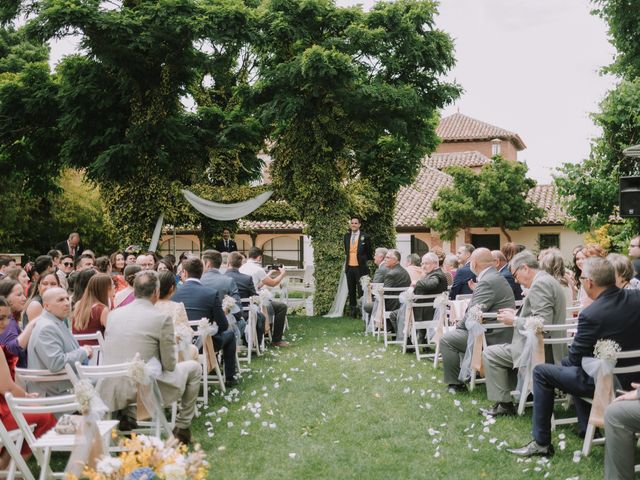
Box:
[181,189,273,220]
[324,271,348,318]
[148,213,165,252]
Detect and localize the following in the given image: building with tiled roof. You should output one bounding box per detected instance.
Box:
[424,151,491,171]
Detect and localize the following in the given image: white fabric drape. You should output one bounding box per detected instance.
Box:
[324,271,348,318]
[181,189,273,220]
[148,213,165,252]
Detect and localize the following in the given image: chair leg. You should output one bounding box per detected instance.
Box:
[433,342,440,368]
[38,448,52,480]
[517,371,531,416]
[469,369,476,391]
[582,424,595,457]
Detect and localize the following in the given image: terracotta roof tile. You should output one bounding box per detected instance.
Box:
[395,167,453,227]
[238,219,305,231]
[525,184,567,225]
[424,151,492,170]
[437,113,526,150]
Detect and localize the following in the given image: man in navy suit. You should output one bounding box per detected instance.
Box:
[509,257,640,457]
[225,252,265,346]
[214,228,238,253]
[344,217,373,318]
[172,257,237,387]
[449,243,476,300]
[202,249,243,326]
[492,250,523,301]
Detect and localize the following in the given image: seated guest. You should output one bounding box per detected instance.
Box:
[481,251,566,416]
[56,254,74,291]
[372,247,389,283]
[172,258,237,387]
[449,244,476,300]
[155,271,198,361]
[113,264,141,308]
[0,256,16,280]
[99,271,201,445]
[23,272,60,324]
[491,250,523,301]
[5,268,30,302]
[72,273,113,345]
[239,247,289,347]
[364,249,411,323]
[135,254,155,271]
[74,254,95,272]
[442,254,458,287]
[0,279,37,368]
[539,248,576,305]
[440,248,516,392]
[70,268,96,308]
[608,253,640,290]
[27,288,93,396]
[0,296,56,466]
[576,243,607,309]
[509,257,640,457]
[225,252,266,347]
[603,383,640,479]
[404,253,424,285]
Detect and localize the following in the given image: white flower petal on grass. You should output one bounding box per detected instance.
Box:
[343,388,350,394]
[227,422,234,428]
[558,440,566,451]
[558,433,566,440]
[427,428,440,436]
[489,438,497,444]
[218,446,226,451]
[289,453,297,459]
[572,451,581,463]
[240,429,249,436]
[269,423,277,429]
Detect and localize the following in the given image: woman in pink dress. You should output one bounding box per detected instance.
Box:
[72,273,113,346]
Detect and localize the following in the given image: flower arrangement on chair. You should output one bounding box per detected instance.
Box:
[69,434,208,480]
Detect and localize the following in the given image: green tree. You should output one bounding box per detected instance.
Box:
[427,156,543,242]
[254,0,459,314]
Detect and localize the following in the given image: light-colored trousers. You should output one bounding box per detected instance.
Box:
[604,399,640,480]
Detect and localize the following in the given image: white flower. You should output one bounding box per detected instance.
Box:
[359,275,371,288]
[467,304,485,324]
[434,292,448,310]
[175,323,193,344]
[162,462,187,480]
[96,456,122,476]
[524,316,545,334]
[198,317,210,331]
[74,379,96,415]
[594,339,621,361]
[371,283,384,297]
[127,355,149,385]
[399,288,415,304]
[222,295,236,314]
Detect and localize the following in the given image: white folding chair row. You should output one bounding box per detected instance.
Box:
[400,294,441,362]
[72,331,105,366]
[0,421,34,480]
[513,321,578,415]
[373,287,409,347]
[66,361,177,439]
[469,313,513,391]
[188,319,225,406]
[14,368,73,393]
[5,392,118,480]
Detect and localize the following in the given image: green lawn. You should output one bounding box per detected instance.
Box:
[192,316,605,480]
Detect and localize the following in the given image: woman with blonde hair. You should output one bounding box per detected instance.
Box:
[539,248,576,305]
[607,253,640,290]
[577,243,607,308]
[72,273,113,346]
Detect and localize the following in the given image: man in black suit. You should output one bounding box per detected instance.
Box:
[171,257,237,386]
[414,252,449,319]
[449,243,476,300]
[54,232,84,259]
[214,228,238,253]
[225,252,265,346]
[344,217,373,318]
[509,257,640,457]
[491,250,523,301]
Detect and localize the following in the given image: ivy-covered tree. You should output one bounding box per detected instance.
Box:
[254,0,459,314]
[427,157,543,242]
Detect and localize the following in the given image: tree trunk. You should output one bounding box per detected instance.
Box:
[500,225,512,243]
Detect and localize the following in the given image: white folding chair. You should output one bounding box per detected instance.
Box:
[401,294,440,361]
[374,287,409,347]
[72,331,105,365]
[237,298,262,368]
[514,321,578,415]
[14,368,73,395]
[188,320,225,406]
[469,313,513,391]
[68,362,176,438]
[5,392,118,480]
[0,421,34,480]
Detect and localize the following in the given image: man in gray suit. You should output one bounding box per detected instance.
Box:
[480,251,567,416]
[98,271,201,445]
[27,287,93,397]
[604,384,640,480]
[440,248,516,392]
[372,247,389,283]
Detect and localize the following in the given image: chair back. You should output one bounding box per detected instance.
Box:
[0,420,35,480]
[72,331,105,365]
[14,368,72,391]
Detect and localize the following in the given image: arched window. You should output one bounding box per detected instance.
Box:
[261,236,303,268]
[159,236,201,258]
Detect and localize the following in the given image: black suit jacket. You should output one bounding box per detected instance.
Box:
[449,262,476,299]
[171,279,228,332]
[54,240,84,258]
[225,268,257,320]
[414,268,449,321]
[565,286,640,388]
[214,238,238,253]
[500,264,523,301]
[343,231,372,274]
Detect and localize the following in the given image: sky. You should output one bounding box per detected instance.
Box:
[48,0,616,184]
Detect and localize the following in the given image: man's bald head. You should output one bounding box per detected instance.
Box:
[470,248,494,274]
[42,287,71,320]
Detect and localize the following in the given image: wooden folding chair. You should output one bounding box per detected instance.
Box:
[72,331,105,365]
[188,320,225,406]
[401,294,441,361]
[5,393,118,480]
[0,421,34,480]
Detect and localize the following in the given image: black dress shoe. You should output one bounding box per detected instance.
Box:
[172,426,192,445]
[445,384,467,393]
[225,378,238,388]
[118,416,138,433]
[479,402,516,417]
[507,440,554,457]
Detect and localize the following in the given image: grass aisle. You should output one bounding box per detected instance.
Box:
[193,316,604,480]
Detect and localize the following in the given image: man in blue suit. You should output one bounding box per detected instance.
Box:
[492,250,523,301]
[202,249,244,335]
[449,243,476,300]
[509,257,640,457]
[172,257,237,387]
[225,252,265,346]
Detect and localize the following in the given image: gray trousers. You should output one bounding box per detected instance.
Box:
[483,344,517,403]
[440,328,469,385]
[604,399,640,480]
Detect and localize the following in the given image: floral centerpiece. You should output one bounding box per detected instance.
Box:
[222,295,236,315]
[594,338,621,361]
[69,434,208,480]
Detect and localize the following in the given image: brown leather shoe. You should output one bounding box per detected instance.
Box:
[272,341,290,347]
[172,427,191,445]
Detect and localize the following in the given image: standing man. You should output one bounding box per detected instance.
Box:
[55,232,84,259]
[214,228,238,253]
[344,216,373,318]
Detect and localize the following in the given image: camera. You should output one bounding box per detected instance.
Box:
[266,264,284,271]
